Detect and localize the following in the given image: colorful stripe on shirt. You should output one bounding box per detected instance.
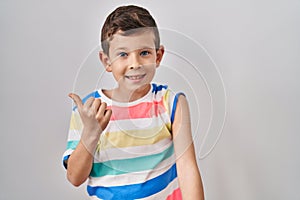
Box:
[63,83,182,200]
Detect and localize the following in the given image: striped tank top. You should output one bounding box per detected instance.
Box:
[63,83,183,200]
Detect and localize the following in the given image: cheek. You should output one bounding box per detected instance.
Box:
[144,59,156,67]
[145,66,156,79]
[145,56,157,65]
[112,60,126,72]
[114,67,126,77]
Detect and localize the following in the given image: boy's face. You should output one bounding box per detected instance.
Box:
[100,30,164,91]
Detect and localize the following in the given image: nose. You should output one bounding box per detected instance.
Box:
[128,52,141,70]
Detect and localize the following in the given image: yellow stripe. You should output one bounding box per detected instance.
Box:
[99,124,172,150]
[69,112,83,130]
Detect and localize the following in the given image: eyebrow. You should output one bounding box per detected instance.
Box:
[111,47,126,52]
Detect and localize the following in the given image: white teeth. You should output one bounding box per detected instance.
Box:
[127,75,144,80]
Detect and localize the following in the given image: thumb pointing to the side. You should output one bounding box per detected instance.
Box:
[68,93,83,110]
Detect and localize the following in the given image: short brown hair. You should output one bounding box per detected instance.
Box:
[101,5,160,55]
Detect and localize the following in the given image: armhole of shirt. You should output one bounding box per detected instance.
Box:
[170,92,186,124]
[63,155,70,169]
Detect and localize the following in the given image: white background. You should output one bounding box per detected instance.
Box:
[1,0,299,199]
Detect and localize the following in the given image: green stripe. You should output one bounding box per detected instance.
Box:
[90,144,174,177]
[67,140,79,150]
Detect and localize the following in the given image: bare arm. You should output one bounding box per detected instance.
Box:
[66,93,112,187]
[66,128,99,187]
[172,95,205,199]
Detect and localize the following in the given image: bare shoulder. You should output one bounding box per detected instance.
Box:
[172,94,191,131]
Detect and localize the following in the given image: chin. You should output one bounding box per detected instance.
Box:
[127,82,151,92]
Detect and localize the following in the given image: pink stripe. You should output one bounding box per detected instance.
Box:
[166,188,182,200]
[108,99,166,121]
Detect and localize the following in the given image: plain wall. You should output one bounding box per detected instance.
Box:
[1,0,299,199]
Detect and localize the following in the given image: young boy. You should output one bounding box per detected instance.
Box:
[63,5,204,200]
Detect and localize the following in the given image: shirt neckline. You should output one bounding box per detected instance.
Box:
[98,84,153,107]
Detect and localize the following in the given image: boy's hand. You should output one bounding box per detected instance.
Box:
[68,93,112,134]
[66,94,112,185]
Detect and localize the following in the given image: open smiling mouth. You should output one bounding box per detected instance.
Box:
[125,74,146,80]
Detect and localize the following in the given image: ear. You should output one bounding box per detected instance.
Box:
[99,51,112,72]
[156,45,165,68]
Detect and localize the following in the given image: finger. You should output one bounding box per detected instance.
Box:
[91,98,101,111]
[85,97,95,108]
[68,93,83,109]
[104,109,112,120]
[96,102,107,118]
[102,109,112,128]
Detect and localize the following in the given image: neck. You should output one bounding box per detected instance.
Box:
[109,84,151,102]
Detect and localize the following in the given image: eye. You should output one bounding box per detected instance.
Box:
[140,51,150,56]
[119,52,128,57]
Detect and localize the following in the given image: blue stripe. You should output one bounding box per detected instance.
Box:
[170,92,185,124]
[73,91,101,111]
[87,164,178,200]
[152,83,168,94]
